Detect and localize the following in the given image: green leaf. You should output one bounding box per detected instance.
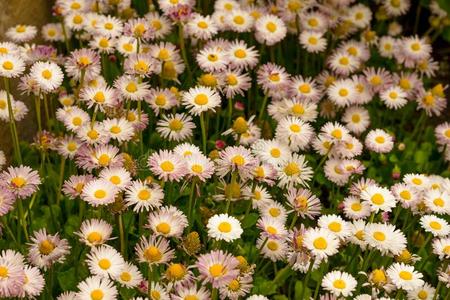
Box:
[442,27,450,43]
[414,150,429,165]
[294,281,312,300]
[241,213,259,228]
[273,296,289,300]
[57,268,78,291]
[252,277,278,295]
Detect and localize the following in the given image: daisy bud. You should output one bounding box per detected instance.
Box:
[235,256,248,271]
[395,249,413,263]
[108,192,127,214]
[381,211,390,222]
[108,54,117,63]
[137,280,148,294]
[215,140,226,150]
[234,101,245,111]
[398,143,405,151]
[369,269,387,286]
[392,165,401,180]
[232,117,248,134]
[411,231,426,247]
[182,231,201,256]
[431,83,445,98]
[209,149,220,160]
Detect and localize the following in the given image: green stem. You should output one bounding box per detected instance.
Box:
[43,93,51,129]
[200,113,207,154]
[178,23,192,83]
[117,213,126,257]
[56,157,66,206]
[258,94,269,121]
[35,95,42,133]
[60,20,71,51]
[4,77,22,164]
[187,180,196,226]
[17,200,29,242]
[301,259,315,300]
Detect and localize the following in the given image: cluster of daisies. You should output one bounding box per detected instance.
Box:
[0,0,449,299]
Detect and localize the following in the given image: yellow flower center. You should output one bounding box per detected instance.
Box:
[98,154,110,166]
[270,148,281,158]
[218,221,232,233]
[375,136,385,144]
[39,240,55,255]
[90,289,104,300]
[134,61,149,73]
[233,16,245,25]
[167,263,186,280]
[73,15,83,24]
[347,47,358,56]
[194,93,208,105]
[290,124,301,133]
[412,178,422,185]
[72,117,82,126]
[151,20,162,30]
[134,24,146,36]
[370,76,382,86]
[371,269,386,284]
[333,279,346,289]
[269,73,280,82]
[125,82,137,93]
[339,57,349,66]
[109,175,121,185]
[267,241,279,251]
[197,21,208,29]
[93,91,105,103]
[328,222,342,232]
[87,231,102,244]
[313,237,327,249]
[123,43,133,52]
[411,42,421,51]
[94,189,106,199]
[120,272,132,282]
[373,231,386,241]
[371,193,384,205]
[430,221,442,230]
[207,54,218,62]
[98,258,111,270]
[110,125,121,134]
[234,49,246,58]
[399,271,413,280]
[87,129,99,140]
[338,88,348,97]
[355,230,364,240]
[434,198,444,207]
[308,18,318,27]
[209,264,225,277]
[67,142,77,152]
[228,279,240,291]
[138,189,151,201]
[2,61,13,70]
[11,177,26,188]
[308,36,318,45]
[41,69,52,79]
[191,164,203,174]
[0,266,8,278]
[266,226,277,235]
[269,207,280,217]
[144,246,162,262]
[232,155,245,166]
[169,119,183,131]
[160,161,174,172]
[284,162,300,176]
[266,22,277,32]
[418,290,428,300]
[400,190,411,200]
[156,222,171,234]
[226,74,238,86]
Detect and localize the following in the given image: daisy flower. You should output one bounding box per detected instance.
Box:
[435,122,450,147]
[226,40,259,70]
[185,153,215,182]
[29,61,64,92]
[64,48,101,81]
[0,189,15,217]
[276,153,313,188]
[196,250,240,288]
[196,46,228,73]
[147,150,187,182]
[304,227,340,260]
[80,85,117,111]
[432,237,450,259]
[361,184,396,213]
[365,129,394,153]
[124,180,164,212]
[219,69,252,99]
[156,113,195,142]
[76,276,118,300]
[322,270,357,297]
[275,116,315,151]
[207,213,243,242]
[327,78,357,107]
[86,245,125,278]
[258,236,288,262]
[114,75,150,101]
[299,30,327,53]
[318,215,351,240]
[424,189,450,214]
[115,262,143,288]
[75,218,113,247]
[0,255,25,298]
[386,262,424,291]
[146,87,178,115]
[420,215,450,237]
[81,178,118,207]
[19,265,45,299]
[215,146,258,180]
[364,223,407,255]
[98,167,132,191]
[187,14,218,40]
[380,85,408,109]
[251,139,291,166]
[321,122,350,143]
[0,165,41,199]
[407,283,436,300]
[147,206,188,238]
[342,106,370,135]
[403,173,430,191]
[285,187,322,219]
[6,24,37,43]
[0,54,25,78]
[135,235,174,266]
[171,284,210,300]
[254,14,287,46]
[28,229,70,270]
[225,9,254,32]
[124,53,157,78]
[243,185,273,209]
[182,86,221,116]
